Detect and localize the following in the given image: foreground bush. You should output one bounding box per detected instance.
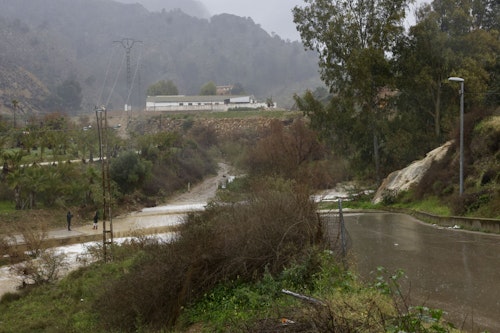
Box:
[95,178,325,331]
[181,254,459,333]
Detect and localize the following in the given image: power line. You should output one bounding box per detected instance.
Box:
[125,45,144,109]
[96,46,120,107]
[113,38,143,112]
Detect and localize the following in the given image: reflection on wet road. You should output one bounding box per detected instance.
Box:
[345,212,500,333]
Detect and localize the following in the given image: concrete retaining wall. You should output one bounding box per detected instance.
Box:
[411,210,500,233]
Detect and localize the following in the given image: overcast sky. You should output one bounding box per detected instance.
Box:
[202,0,304,41]
[201,0,428,41]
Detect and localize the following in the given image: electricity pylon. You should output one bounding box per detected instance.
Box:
[113,38,143,112]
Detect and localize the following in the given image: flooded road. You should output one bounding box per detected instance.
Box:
[0,163,232,298]
[345,212,500,333]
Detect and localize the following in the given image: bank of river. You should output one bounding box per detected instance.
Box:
[345,212,500,333]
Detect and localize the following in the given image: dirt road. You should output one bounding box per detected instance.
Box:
[0,162,231,297]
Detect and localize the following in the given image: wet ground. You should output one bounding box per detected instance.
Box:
[0,163,231,297]
[345,212,500,333]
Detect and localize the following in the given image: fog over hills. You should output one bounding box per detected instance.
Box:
[116,0,211,18]
[115,0,304,41]
[0,0,321,115]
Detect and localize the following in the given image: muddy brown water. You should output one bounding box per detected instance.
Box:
[344,212,500,333]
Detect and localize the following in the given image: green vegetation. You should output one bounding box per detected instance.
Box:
[293,0,499,183]
[0,201,14,212]
[146,79,179,96]
[1,110,472,331]
[372,113,500,219]
[0,181,461,333]
[199,80,217,95]
[391,195,452,217]
[1,0,498,330]
[0,111,216,226]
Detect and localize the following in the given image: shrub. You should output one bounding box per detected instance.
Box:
[245,118,329,186]
[450,190,493,215]
[110,151,152,193]
[13,249,68,286]
[94,178,325,332]
[15,221,49,258]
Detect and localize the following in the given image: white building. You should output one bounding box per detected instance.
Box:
[146,95,271,112]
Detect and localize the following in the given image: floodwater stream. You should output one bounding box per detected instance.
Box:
[344,212,500,333]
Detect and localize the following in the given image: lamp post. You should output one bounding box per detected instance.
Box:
[448,77,464,196]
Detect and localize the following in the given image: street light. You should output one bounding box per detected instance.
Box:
[448,76,464,196]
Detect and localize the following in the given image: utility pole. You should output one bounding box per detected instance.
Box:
[95,106,113,261]
[448,77,465,196]
[113,38,143,114]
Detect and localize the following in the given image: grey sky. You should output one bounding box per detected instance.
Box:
[118,0,430,42]
[201,0,304,41]
[201,0,428,41]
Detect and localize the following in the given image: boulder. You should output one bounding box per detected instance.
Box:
[372,141,453,204]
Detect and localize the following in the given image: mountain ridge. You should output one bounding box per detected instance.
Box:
[0,0,320,116]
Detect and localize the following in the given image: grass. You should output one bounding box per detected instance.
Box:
[318,192,453,217]
[0,201,14,213]
[0,253,137,333]
[392,195,452,216]
[474,115,500,133]
[3,147,77,166]
[0,230,465,333]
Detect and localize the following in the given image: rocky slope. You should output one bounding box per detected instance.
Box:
[0,64,50,116]
[373,113,500,218]
[372,141,453,204]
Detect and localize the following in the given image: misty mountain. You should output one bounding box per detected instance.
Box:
[0,0,320,114]
[115,0,210,18]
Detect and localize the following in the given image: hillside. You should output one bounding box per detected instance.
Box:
[0,63,51,115]
[0,0,321,116]
[116,0,210,17]
[373,114,500,218]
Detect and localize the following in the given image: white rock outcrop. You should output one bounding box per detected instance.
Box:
[372,141,453,204]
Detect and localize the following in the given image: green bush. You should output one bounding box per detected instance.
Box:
[110,151,152,193]
[93,177,324,332]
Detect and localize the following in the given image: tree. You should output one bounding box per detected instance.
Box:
[230,82,245,95]
[293,0,409,181]
[393,7,454,138]
[246,118,326,183]
[136,131,177,163]
[476,0,500,31]
[11,99,19,128]
[55,79,82,111]
[7,166,47,209]
[393,0,500,138]
[146,80,179,96]
[110,151,152,193]
[199,81,217,95]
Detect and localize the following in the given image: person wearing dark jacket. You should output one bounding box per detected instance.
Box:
[93,211,99,230]
[67,211,73,231]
